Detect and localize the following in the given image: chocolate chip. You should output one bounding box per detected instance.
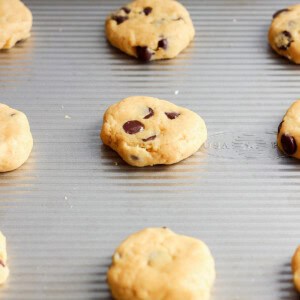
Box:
[123,120,144,134]
[143,7,152,15]
[136,46,152,61]
[112,15,128,25]
[278,120,284,134]
[162,226,167,229]
[122,7,131,14]
[144,107,154,119]
[281,134,297,155]
[273,8,289,19]
[10,113,16,117]
[158,39,168,50]
[131,155,139,161]
[165,112,180,120]
[0,259,5,268]
[142,135,156,142]
[277,31,293,50]
[174,17,183,21]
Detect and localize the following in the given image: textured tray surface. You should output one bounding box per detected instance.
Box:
[0,0,299,299]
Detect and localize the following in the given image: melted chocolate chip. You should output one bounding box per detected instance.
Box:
[281,134,297,155]
[143,7,152,15]
[112,15,128,25]
[277,31,293,50]
[158,39,168,50]
[136,46,152,61]
[0,259,5,268]
[278,120,284,134]
[144,107,154,119]
[123,120,144,134]
[142,135,156,142]
[273,8,289,19]
[122,7,131,14]
[131,155,139,161]
[165,112,180,120]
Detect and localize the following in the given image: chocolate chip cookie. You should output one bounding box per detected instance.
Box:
[292,246,300,292]
[0,104,33,172]
[107,228,216,300]
[277,100,300,158]
[269,5,300,63]
[100,96,207,167]
[105,0,195,61]
[0,0,32,50]
[0,232,9,285]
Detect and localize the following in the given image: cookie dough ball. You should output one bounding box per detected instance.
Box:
[0,232,9,285]
[0,0,32,50]
[292,246,300,292]
[277,100,300,158]
[100,96,207,167]
[268,5,300,64]
[107,228,216,300]
[0,104,33,172]
[105,0,195,61]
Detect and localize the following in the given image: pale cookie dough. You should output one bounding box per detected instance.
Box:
[292,246,300,292]
[277,100,300,158]
[105,0,195,61]
[0,231,9,285]
[0,104,33,172]
[107,227,216,300]
[100,96,207,167]
[268,5,300,64]
[0,0,32,50]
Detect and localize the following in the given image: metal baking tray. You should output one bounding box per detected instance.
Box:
[0,0,299,299]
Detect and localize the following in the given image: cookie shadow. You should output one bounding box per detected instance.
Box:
[276,147,300,166]
[88,261,113,300]
[0,37,34,64]
[267,44,300,70]
[279,262,298,300]
[105,39,137,64]
[275,145,288,160]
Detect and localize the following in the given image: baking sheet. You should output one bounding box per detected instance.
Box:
[0,0,300,299]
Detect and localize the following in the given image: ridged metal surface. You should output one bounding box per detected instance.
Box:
[0,0,299,299]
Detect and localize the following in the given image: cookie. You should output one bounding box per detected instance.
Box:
[277,100,300,158]
[0,104,33,172]
[0,0,32,50]
[292,246,300,292]
[107,227,215,300]
[0,232,9,285]
[268,5,300,64]
[100,96,207,167]
[105,0,195,61]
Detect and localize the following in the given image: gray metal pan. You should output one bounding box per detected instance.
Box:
[0,0,299,299]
